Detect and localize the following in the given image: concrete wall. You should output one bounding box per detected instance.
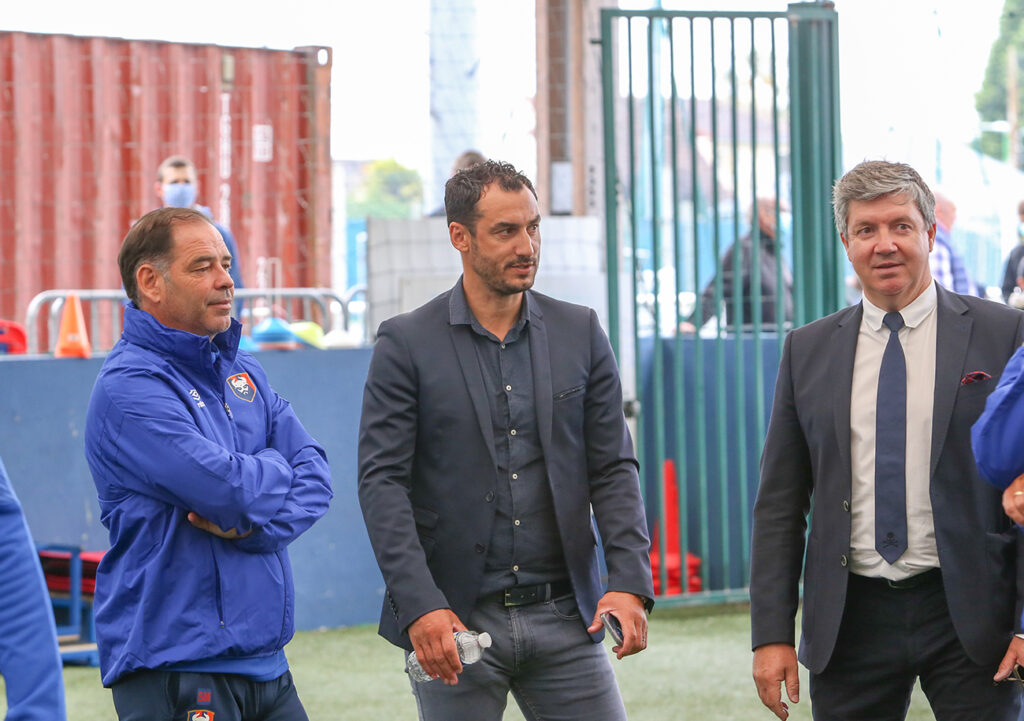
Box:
[366,215,607,334]
[0,349,384,631]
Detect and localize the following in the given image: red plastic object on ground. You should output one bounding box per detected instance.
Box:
[650,459,702,594]
[0,319,26,354]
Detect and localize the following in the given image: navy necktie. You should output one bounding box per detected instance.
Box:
[875,311,907,564]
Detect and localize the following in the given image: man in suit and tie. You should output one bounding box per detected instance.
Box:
[750,160,1024,720]
[358,160,654,720]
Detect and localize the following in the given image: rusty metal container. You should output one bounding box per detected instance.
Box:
[0,31,332,343]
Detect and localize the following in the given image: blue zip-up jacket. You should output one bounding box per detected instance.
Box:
[84,305,332,686]
[0,456,66,720]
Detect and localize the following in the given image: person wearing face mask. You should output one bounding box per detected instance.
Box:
[155,155,244,289]
[998,200,1024,303]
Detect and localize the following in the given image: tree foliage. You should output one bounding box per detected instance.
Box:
[976,0,1024,161]
[347,158,423,219]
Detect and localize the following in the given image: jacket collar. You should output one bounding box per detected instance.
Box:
[121,303,241,369]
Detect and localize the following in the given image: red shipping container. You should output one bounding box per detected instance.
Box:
[0,31,332,343]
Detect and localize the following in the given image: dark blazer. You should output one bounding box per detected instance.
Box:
[750,283,1024,674]
[358,283,654,650]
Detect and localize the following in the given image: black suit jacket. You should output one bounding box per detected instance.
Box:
[357,282,654,650]
[750,283,1024,673]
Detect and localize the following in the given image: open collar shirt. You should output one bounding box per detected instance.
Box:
[449,283,568,597]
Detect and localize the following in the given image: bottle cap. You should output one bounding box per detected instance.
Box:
[477,632,492,648]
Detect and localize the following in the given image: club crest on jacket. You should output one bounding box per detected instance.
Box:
[227,372,257,402]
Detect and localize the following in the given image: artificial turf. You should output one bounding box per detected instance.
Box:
[37,603,937,719]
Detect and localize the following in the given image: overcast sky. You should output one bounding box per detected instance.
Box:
[1,0,1008,177]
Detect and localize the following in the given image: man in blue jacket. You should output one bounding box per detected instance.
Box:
[84,207,332,720]
[0,454,66,720]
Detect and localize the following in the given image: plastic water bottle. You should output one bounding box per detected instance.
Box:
[406,630,493,682]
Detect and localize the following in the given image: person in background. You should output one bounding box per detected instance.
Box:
[999,199,1024,303]
[681,198,793,333]
[929,191,979,296]
[0,453,66,720]
[85,207,332,720]
[155,155,244,289]
[750,160,1024,720]
[426,149,488,217]
[358,160,653,720]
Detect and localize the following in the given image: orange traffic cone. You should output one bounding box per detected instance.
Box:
[54,293,92,358]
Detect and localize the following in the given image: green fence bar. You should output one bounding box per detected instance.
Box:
[599,4,840,605]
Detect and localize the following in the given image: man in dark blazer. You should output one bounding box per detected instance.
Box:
[750,160,1024,720]
[358,160,653,720]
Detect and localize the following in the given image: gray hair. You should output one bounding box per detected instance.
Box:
[832,160,935,236]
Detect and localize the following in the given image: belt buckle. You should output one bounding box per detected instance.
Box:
[503,584,541,606]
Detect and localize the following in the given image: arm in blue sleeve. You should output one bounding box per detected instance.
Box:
[972,344,1024,488]
[0,462,66,720]
[88,369,292,533]
[233,390,332,554]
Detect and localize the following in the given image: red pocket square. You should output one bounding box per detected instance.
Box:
[961,370,992,386]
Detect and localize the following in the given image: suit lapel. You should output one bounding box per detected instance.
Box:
[451,324,498,468]
[930,286,971,478]
[832,304,862,480]
[528,298,553,457]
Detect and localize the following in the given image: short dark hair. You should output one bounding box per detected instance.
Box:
[157,155,195,182]
[119,207,213,305]
[444,160,537,234]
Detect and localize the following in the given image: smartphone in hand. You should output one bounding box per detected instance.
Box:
[600,612,624,645]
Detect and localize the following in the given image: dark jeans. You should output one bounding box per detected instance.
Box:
[111,669,308,721]
[810,572,1021,721]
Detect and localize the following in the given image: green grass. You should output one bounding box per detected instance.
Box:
[41,604,936,719]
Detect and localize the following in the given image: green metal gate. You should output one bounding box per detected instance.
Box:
[599,3,841,603]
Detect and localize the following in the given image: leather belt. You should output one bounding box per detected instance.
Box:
[500,579,573,607]
[856,568,941,590]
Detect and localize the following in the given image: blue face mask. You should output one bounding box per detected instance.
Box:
[162,182,197,208]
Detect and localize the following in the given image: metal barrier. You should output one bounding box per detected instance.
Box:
[24,286,369,354]
[599,4,841,604]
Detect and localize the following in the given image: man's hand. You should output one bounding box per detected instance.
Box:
[753,643,799,720]
[1002,473,1024,525]
[994,635,1024,681]
[407,609,467,685]
[187,512,252,539]
[587,591,648,659]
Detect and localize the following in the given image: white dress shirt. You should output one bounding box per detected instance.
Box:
[848,281,938,580]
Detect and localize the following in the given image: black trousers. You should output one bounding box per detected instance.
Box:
[111,669,308,721]
[810,571,1021,721]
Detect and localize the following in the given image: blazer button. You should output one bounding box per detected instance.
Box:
[475,543,486,554]
[840,554,848,567]
[485,492,495,503]
[842,500,850,512]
